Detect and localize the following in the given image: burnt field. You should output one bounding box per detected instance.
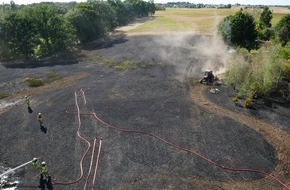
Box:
[0,34,290,190]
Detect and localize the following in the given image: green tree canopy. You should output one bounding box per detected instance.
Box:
[230,11,258,50]
[0,4,75,59]
[259,6,272,29]
[108,0,133,26]
[65,2,107,43]
[276,14,290,46]
[218,10,258,50]
[0,12,36,58]
[257,6,274,41]
[28,5,75,55]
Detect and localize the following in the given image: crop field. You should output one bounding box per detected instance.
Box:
[129,7,290,35]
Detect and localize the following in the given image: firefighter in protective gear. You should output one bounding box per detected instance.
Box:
[31,158,42,172]
[41,162,50,180]
[37,113,44,126]
[25,95,30,107]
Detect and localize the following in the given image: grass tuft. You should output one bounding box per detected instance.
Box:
[0,91,8,99]
[47,72,61,82]
[26,78,44,87]
[114,60,133,70]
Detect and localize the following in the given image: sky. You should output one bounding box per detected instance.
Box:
[1,0,289,6]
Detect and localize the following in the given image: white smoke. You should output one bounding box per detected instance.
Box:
[140,33,229,82]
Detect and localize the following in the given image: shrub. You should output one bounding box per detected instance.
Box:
[26,78,44,87]
[232,96,239,105]
[47,72,60,82]
[114,60,133,70]
[243,97,252,108]
[0,91,8,99]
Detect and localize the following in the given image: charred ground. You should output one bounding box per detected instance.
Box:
[0,33,290,190]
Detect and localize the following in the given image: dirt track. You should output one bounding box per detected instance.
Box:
[0,30,290,190]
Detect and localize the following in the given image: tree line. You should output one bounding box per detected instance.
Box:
[0,0,156,60]
[217,7,290,104]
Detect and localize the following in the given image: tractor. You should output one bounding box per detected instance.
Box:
[199,70,215,84]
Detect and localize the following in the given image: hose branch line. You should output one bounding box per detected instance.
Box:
[83,138,97,190]
[52,89,91,185]
[0,159,34,178]
[64,89,289,189]
[86,112,290,189]
[92,138,103,190]
[66,88,89,114]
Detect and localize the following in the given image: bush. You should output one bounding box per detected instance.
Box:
[0,91,8,99]
[258,28,275,41]
[232,96,239,105]
[26,78,44,87]
[243,97,252,108]
[47,72,60,82]
[114,60,133,70]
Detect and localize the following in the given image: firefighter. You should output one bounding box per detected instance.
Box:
[41,162,50,180]
[37,113,44,126]
[31,158,42,172]
[25,95,30,107]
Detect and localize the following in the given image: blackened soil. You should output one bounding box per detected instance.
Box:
[0,34,289,190]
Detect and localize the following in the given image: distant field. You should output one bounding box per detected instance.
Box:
[128,7,290,35]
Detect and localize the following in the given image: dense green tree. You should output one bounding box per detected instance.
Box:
[10,0,16,11]
[257,6,274,41]
[124,0,153,18]
[0,4,75,59]
[147,1,155,15]
[0,12,36,58]
[65,2,106,43]
[259,6,272,29]
[27,5,75,55]
[230,11,258,50]
[217,15,232,45]
[88,0,117,30]
[108,0,133,25]
[276,14,290,46]
[218,10,258,49]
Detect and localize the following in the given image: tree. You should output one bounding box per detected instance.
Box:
[0,12,37,58]
[218,11,258,50]
[259,6,272,29]
[0,4,75,59]
[217,15,232,45]
[229,11,258,50]
[28,5,75,55]
[88,0,117,31]
[125,0,150,18]
[276,14,290,46]
[65,2,106,43]
[147,1,155,15]
[257,6,274,41]
[108,0,133,26]
[10,0,16,12]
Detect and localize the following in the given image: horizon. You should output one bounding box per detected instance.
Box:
[0,0,289,6]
